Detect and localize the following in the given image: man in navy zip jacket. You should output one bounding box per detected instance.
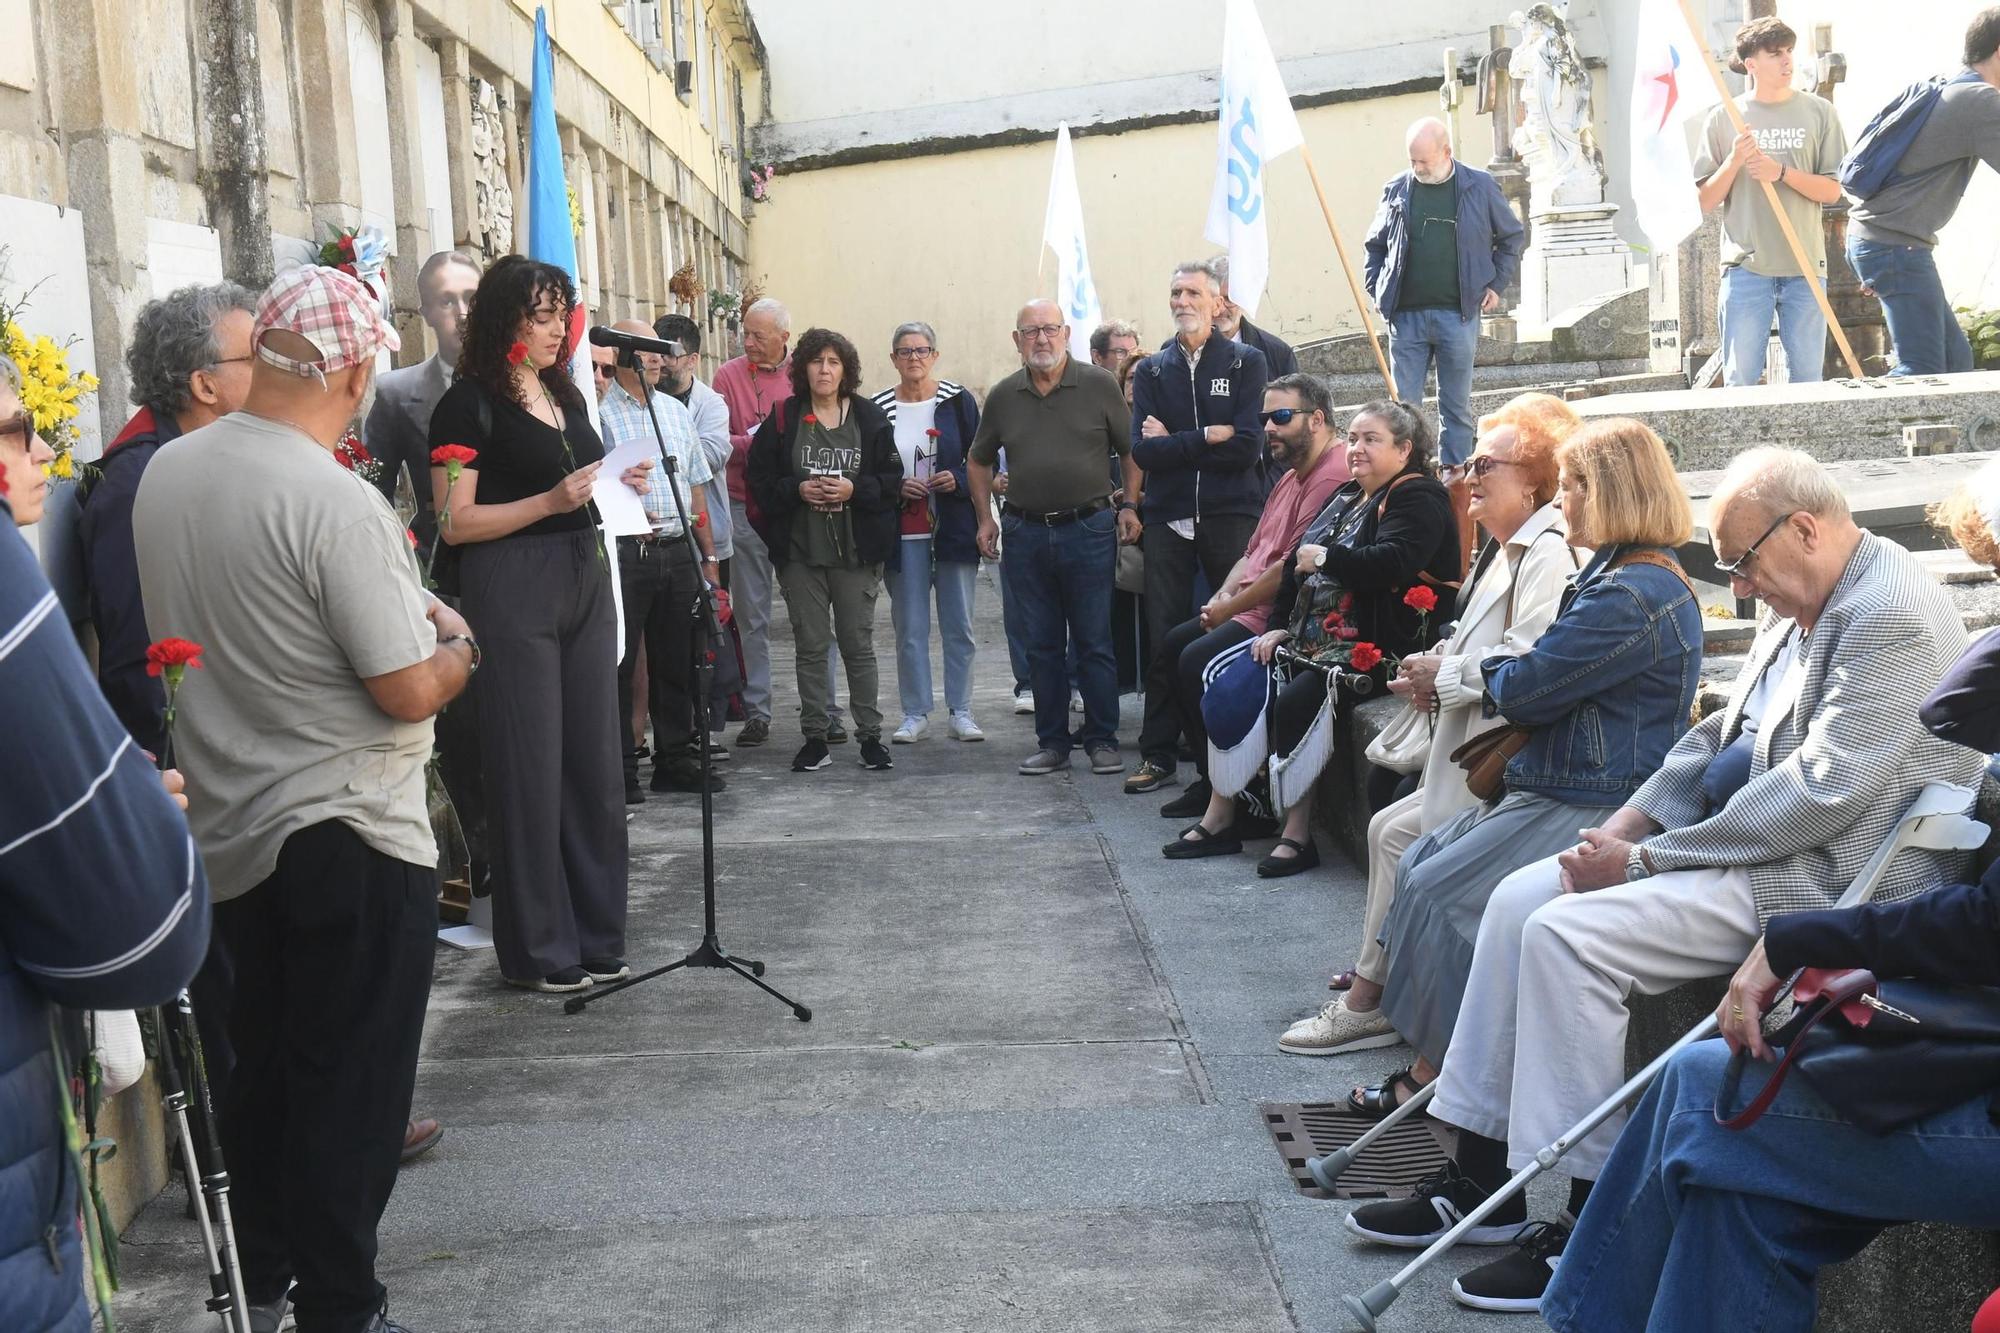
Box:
[1125,259,1269,795]
[1364,117,1524,469]
[1,490,211,1333]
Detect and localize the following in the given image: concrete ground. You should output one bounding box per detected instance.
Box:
[113,566,1562,1333]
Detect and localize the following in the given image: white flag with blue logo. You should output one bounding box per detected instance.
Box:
[1204,0,1303,318]
[1042,123,1103,362]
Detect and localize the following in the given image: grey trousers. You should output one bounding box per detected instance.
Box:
[461,529,629,980]
[778,559,883,742]
[734,500,843,725]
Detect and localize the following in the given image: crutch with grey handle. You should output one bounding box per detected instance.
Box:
[1338,780,1988,1331]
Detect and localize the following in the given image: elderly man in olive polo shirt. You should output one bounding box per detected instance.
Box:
[970,298,1142,776]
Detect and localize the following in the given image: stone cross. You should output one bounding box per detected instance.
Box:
[1476,24,1530,302]
[1440,47,1463,157]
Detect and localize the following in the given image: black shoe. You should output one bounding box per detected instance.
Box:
[505,966,592,994]
[1343,1161,1528,1248]
[825,721,849,744]
[624,779,646,806]
[1452,1219,1571,1313]
[792,738,833,771]
[1161,823,1243,859]
[707,740,731,763]
[581,957,630,983]
[1159,778,1213,819]
[652,761,725,794]
[859,739,893,770]
[630,742,651,762]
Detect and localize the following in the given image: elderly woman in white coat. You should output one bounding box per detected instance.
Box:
[1278,393,1586,1058]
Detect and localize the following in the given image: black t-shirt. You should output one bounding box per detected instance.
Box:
[428,376,606,538]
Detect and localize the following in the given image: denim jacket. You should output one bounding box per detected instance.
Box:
[1480,544,1703,805]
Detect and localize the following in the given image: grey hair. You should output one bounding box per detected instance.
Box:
[126,282,258,419]
[744,297,791,333]
[0,352,20,395]
[1171,258,1221,293]
[891,321,937,352]
[1717,446,1852,523]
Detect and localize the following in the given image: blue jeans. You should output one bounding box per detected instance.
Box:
[1000,507,1119,753]
[1000,578,1077,696]
[887,540,977,719]
[1545,1038,2000,1333]
[1389,306,1481,466]
[1848,239,1974,377]
[1719,267,1827,386]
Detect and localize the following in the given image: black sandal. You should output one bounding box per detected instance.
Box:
[1347,1066,1430,1120]
[1162,822,1244,860]
[1256,836,1321,878]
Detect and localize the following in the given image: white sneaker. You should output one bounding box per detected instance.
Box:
[949,711,985,742]
[1069,689,1085,714]
[1277,996,1401,1056]
[1013,690,1035,714]
[891,715,930,744]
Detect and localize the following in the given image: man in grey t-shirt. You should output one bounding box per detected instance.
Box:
[135,266,474,1333]
[1693,19,1847,386]
[1847,8,2000,376]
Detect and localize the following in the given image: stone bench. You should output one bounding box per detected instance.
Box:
[1314,689,2000,1331]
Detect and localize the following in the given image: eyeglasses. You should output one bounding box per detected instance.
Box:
[1715,511,1798,578]
[892,347,936,361]
[206,355,254,369]
[1259,408,1302,425]
[0,411,31,451]
[1015,324,1065,340]
[593,363,616,378]
[1467,455,1519,478]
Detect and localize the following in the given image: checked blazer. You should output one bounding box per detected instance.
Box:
[1630,533,1983,925]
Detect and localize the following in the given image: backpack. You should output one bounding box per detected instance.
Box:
[1838,70,1982,199]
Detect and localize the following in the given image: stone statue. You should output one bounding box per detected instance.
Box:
[1475,29,1519,165]
[1508,3,1606,214]
[470,77,515,263]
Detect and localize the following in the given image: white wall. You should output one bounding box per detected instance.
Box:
[414,39,456,256]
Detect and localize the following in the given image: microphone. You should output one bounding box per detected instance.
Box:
[587,325,685,358]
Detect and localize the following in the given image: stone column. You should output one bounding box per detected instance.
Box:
[497,76,526,256]
[588,145,615,318]
[375,0,431,360]
[642,186,666,320]
[192,0,273,289]
[561,126,591,302]
[438,39,480,255]
[290,0,364,237]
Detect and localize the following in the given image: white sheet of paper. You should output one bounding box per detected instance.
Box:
[593,439,657,537]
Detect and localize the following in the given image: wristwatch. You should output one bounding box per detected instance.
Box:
[1312,548,1328,572]
[439,632,481,674]
[1624,844,1651,883]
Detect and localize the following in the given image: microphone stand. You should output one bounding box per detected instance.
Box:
[568,350,811,1022]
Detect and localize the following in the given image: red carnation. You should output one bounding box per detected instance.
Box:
[1336,625,1360,641]
[1321,611,1343,631]
[802,414,818,426]
[337,235,356,260]
[1403,586,1438,613]
[407,528,419,550]
[145,637,205,678]
[431,444,479,468]
[925,428,941,439]
[1349,642,1383,672]
[506,341,530,367]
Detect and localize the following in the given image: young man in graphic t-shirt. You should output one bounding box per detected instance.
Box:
[1693,18,1848,387]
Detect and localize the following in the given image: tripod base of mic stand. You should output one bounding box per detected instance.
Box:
[564,933,812,1021]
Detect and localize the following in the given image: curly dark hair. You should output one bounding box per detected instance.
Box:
[788,327,863,403]
[455,255,586,415]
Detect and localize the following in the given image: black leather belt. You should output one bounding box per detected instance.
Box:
[620,531,684,546]
[1002,498,1112,526]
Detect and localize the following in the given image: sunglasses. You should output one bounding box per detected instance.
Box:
[1259,408,1304,425]
[1466,455,1519,478]
[1715,511,1798,578]
[593,363,616,378]
[0,411,32,450]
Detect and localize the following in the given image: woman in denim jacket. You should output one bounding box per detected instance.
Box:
[1354,419,1704,1116]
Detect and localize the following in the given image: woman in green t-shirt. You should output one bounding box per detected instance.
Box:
[745,327,903,774]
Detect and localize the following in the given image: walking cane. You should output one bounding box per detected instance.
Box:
[154,992,252,1333]
[1338,780,1987,1331]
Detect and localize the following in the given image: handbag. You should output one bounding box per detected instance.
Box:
[1715,967,2000,1135]
[1365,703,1433,774]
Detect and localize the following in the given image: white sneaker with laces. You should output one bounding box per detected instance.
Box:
[1013,690,1035,715]
[949,711,985,741]
[891,715,929,744]
[1277,996,1401,1056]
[1069,689,1084,714]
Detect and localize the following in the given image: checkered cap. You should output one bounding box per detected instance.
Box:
[252,264,400,382]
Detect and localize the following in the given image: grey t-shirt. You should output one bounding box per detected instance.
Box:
[132,412,439,900]
[1850,78,2000,248]
[1693,91,1847,277]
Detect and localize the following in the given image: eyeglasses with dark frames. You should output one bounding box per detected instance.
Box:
[1467,455,1520,478]
[1259,408,1301,425]
[1015,324,1065,340]
[1715,510,1798,578]
[0,412,32,451]
[892,347,936,361]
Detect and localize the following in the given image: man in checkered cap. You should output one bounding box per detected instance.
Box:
[134,264,475,1333]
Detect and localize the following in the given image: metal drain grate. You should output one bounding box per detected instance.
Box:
[1261,1102,1458,1200]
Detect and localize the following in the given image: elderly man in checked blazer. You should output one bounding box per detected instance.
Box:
[1343,446,1984,1316]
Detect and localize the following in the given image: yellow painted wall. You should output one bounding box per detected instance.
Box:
[748,90,1450,399]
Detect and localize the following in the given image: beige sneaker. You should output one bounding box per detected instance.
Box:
[1278,996,1400,1056]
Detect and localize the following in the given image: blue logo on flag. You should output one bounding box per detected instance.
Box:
[1226,96,1264,224]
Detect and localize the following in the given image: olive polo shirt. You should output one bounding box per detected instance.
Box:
[969,357,1132,515]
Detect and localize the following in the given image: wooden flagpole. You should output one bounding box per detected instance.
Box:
[1299,144,1397,398]
[1674,0,1865,379]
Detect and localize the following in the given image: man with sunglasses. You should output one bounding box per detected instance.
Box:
[1151,374,1348,822]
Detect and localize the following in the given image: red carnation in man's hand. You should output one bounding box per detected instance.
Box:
[1404,586,1438,613]
[145,638,205,678]
[1349,642,1383,672]
[506,341,530,367]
